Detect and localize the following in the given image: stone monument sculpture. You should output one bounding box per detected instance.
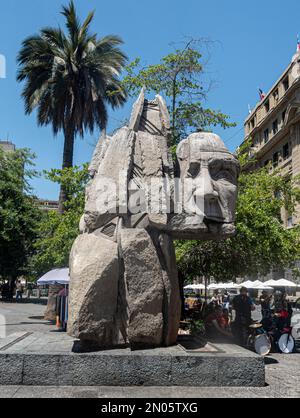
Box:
[68,89,240,350]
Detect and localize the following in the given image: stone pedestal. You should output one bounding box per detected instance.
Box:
[0,332,265,387]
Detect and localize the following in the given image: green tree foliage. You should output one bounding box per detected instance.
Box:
[17,0,128,213]
[122,40,235,145]
[0,148,40,281]
[176,161,300,283]
[29,165,89,277]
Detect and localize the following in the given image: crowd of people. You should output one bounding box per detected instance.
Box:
[0,280,36,302]
[202,286,294,347]
[258,289,293,341]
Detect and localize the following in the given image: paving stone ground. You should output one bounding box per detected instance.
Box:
[0,300,56,337]
[0,301,299,398]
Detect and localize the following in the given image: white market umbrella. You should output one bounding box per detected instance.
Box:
[249,280,273,290]
[224,282,241,289]
[184,284,194,290]
[208,283,220,290]
[184,284,205,290]
[253,280,264,286]
[208,283,236,290]
[251,283,274,290]
[230,283,242,289]
[264,279,279,287]
[274,279,299,288]
[239,280,254,288]
[239,280,260,288]
[37,268,70,286]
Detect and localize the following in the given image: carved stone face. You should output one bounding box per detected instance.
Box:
[81,91,239,242]
[167,132,239,240]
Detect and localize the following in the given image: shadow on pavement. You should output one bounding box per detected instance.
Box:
[264,356,279,365]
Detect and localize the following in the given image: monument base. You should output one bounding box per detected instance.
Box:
[0,332,265,387]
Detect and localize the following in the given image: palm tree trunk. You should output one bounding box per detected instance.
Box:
[47,129,74,319]
[171,78,177,144]
[58,127,74,214]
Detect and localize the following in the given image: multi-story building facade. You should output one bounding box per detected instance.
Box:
[242,48,300,228]
[0,140,16,153]
[241,48,300,281]
[37,199,59,212]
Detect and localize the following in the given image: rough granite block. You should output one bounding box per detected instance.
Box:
[0,338,265,387]
[22,355,59,386]
[0,354,23,385]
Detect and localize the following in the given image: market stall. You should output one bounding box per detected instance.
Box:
[37,268,69,331]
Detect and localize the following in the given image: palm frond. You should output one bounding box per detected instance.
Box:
[17,1,128,141]
[79,10,95,42]
[61,0,80,47]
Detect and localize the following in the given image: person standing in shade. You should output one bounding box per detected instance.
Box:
[222,290,230,311]
[26,283,33,300]
[15,280,24,303]
[260,290,272,319]
[210,290,222,307]
[232,287,255,346]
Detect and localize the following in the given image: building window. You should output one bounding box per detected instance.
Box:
[283,143,290,160]
[264,128,269,143]
[282,109,286,124]
[264,100,270,113]
[272,119,278,135]
[273,89,279,104]
[283,77,289,92]
[273,151,279,168]
[287,216,293,228]
[250,117,255,129]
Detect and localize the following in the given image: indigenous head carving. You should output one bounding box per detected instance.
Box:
[80,90,239,241]
[168,132,239,239]
[69,90,240,351]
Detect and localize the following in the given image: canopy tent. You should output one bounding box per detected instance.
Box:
[253,280,264,286]
[238,280,256,288]
[37,268,70,286]
[247,280,273,290]
[208,283,221,290]
[264,279,281,287]
[227,282,241,289]
[265,279,299,288]
[208,282,239,290]
[275,279,299,288]
[238,280,271,289]
[251,284,274,290]
[184,284,205,290]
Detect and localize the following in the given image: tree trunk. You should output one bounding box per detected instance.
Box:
[58,127,75,214]
[9,276,16,302]
[171,79,177,144]
[204,276,208,306]
[178,270,186,320]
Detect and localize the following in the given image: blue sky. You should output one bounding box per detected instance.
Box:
[0,0,300,200]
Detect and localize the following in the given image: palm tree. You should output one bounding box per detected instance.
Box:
[17,1,128,213]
